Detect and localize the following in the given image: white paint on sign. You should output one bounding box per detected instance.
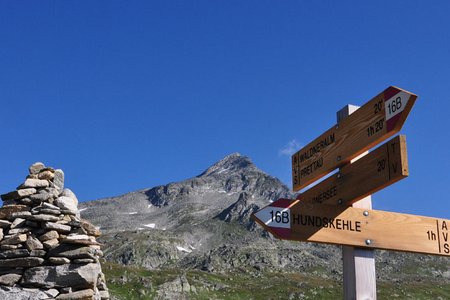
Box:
[385,91,410,121]
[254,207,291,229]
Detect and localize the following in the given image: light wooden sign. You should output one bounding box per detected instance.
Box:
[252,199,450,256]
[292,86,417,191]
[298,135,408,206]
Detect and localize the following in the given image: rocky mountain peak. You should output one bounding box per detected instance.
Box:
[198,153,255,177]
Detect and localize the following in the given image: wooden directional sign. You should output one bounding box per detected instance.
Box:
[299,135,408,206]
[252,199,450,256]
[292,86,417,191]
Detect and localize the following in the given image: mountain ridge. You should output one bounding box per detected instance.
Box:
[80,152,291,233]
[79,153,450,299]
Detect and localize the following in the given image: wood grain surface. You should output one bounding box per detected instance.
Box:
[292,86,417,191]
[298,135,408,206]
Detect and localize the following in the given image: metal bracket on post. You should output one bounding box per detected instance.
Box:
[337,105,377,300]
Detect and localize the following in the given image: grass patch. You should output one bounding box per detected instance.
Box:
[101,261,450,300]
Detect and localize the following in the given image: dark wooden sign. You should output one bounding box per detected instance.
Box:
[298,135,408,206]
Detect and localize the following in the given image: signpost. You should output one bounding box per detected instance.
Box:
[298,134,408,206]
[337,105,375,300]
[252,86,432,299]
[292,86,417,191]
[252,200,450,257]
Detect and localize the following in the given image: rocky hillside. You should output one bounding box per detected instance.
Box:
[81,153,291,232]
[80,153,450,299]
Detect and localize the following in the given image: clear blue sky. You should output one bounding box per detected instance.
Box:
[1,1,450,219]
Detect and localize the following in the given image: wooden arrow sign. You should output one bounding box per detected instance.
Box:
[252,199,450,256]
[292,86,417,191]
[298,135,408,206]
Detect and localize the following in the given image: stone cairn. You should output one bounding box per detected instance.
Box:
[0,162,109,300]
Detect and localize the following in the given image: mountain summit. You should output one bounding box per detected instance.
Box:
[199,153,255,177]
[80,153,291,233]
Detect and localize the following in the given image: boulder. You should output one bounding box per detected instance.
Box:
[17,198,32,205]
[0,273,22,286]
[48,244,97,260]
[1,189,36,201]
[42,202,61,210]
[53,169,65,192]
[0,286,59,300]
[49,257,71,265]
[29,250,46,257]
[61,235,100,246]
[0,234,27,245]
[30,192,54,203]
[43,222,71,233]
[9,211,32,220]
[42,239,60,249]
[56,288,94,300]
[28,214,60,222]
[55,196,78,215]
[21,263,100,289]
[0,220,11,228]
[0,249,30,259]
[99,290,110,300]
[18,179,49,189]
[38,230,59,242]
[61,189,79,205]
[33,208,61,215]
[80,220,101,237]
[0,245,18,250]
[0,206,30,219]
[38,170,55,180]
[0,257,44,268]
[7,228,29,235]
[29,162,45,175]
[10,217,26,229]
[25,236,44,251]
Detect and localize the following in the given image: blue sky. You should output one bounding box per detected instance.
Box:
[1,1,450,219]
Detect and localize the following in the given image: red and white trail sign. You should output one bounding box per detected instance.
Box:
[252,198,450,257]
[291,86,417,191]
[252,198,300,239]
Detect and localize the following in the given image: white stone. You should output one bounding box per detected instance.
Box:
[53,169,65,192]
[61,188,78,206]
[176,246,192,253]
[55,196,78,215]
[20,179,49,189]
[66,234,90,240]
[29,162,45,174]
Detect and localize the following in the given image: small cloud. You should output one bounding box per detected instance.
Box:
[279,139,301,157]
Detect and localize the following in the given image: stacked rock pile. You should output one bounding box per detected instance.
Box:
[0,162,109,300]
